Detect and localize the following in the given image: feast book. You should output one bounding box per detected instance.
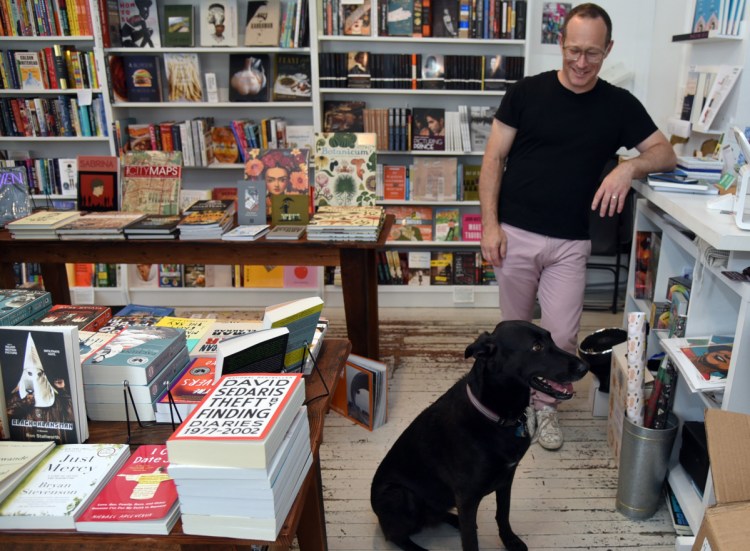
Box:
[0,326,88,443]
[272,54,312,101]
[215,326,290,380]
[166,373,306,469]
[75,445,179,535]
[81,325,187,386]
[0,441,55,503]
[76,155,119,212]
[30,304,112,332]
[0,444,130,530]
[262,296,324,372]
[121,150,183,215]
[313,132,377,207]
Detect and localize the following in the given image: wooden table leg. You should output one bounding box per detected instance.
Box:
[339,248,379,360]
[40,263,71,304]
[295,460,328,551]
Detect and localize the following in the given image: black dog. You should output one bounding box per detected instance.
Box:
[370,320,589,551]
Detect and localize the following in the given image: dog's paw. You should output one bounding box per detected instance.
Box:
[500,533,527,551]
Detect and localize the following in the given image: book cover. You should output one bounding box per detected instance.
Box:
[283,265,319,288]
[210,126,240,163]
[191,321,263,357]
[0,441,55,504]
[166,373,305,468]
[347,51,371,88]
[420,54,445,89]
[244,0,281,45]
[461,212,482,241]
[158,263,183,287]
[123,55,162,102]
[469,106,492,150]
[0,290,53,327]
[462,164,481,200]
[262,296,324,372]
[330,353,387,431]
[199,0,240,46]
[81,325,187,386]
[679,343,732,382]
[236,178,267,225]
[272,54,312,101]
[228,54,270,101]
[244,147,310,213]
[431,0,459,37]
[156,356,216,419]
[382,165,407,200]
[76,155,119,211]
[410,157,457,200]
[386,0,414,36]
[57,212,146,235]
[183,264,207,287]
[121,150,183,215]
[118,0,163,47]
[430,251,453,284]
[385,205,433,241]
[31,304,112,332]
[407,250,432,286]
[179,199,235,228]
[126,123,153,151]
[0,326,84,444]
[323,101,366,132]
[452,250,479,285]
[127,262,159,288]
[692,0,722,32]
[79,330,120,364]
[215,326,289,379]
[164,53,204,102]
[56,158,78,196]
[264,225,306,240]
[270,193,309,225]
[313,132,377,207]
[343,0,372,35]
[164,4,195,46]
[155,316,214,352]
[75,445,179,535]
[411,107,446,151]
[243,264,285,287]
[434,207,460,241]
[0,444,130,530]
[6,210,80,231]
[14,52,45,90]
[125,214,182,235]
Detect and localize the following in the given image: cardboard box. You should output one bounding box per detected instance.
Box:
[607,342,654,465]
[691,409,750,551]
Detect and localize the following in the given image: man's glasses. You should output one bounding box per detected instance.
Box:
[562,46,606,63]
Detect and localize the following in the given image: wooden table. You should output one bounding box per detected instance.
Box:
[0,216,392,360]
[0,338,351,551]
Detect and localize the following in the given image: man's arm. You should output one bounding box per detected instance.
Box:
[479,119,516,266]
[592,129,677,217]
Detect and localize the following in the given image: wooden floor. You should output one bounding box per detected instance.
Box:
[311,307,678,551]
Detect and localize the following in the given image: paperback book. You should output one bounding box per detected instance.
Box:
[76,155,120,211]
[199,0,240,46]
[156,316,214,352]
[215,327,290,380]
[155,356,216,422]
[121,151,183,215]
[0,441,55,503]
[0,289,53,326]
[118,0,163,47]
[191,321,263,357]
[411,108,446,151]
[262,296,324,373]
[228,54,271,102]
[30,304,112,332]
[164,53,204,102]
[330,353,387,431]
[244,0,282,45]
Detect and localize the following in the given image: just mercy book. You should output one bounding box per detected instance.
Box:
[166,373,306,469]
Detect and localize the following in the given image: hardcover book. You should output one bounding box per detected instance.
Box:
[164,4,195,46]
[382,165,407,200]
[323,101,366,132]
[76,445,179,535]
[163,53,204,102]
[166,373,306,468]
[14,52,45,90]
[461,212,482,241]
[200,0,240,46]
[215,327,289,379]
[0,326,86,444]
[343,0,372,35]
[124,214,183,238]
[262,296,324,372]
[56,212,147,237]
[431,0,459,37]
[118,0,163,47]
[313,132,377,207]
[661,335,733,392]
[31,304,112,332]
[0,444,130,530]
[452,250,479,285]
[347,51,371,88]
[76,155,120,211]
[264,225,306,240]
[228,54,270,101]
[158,263,183,287]
[244,0,281,45]
[385,205,433,241]
[210,126,241,163]
[434,207,460,241]
[243,264,285,287]
[420,54,445,89]
[121,150,183,215]
[81,325,187,386]
[386,0,414,36]
[411,107,446,151]
[469,106,493,150]
[0,441,55,504]
[270,193,309,225]
[191,321,263,357]
[123,55,163,102]
[407,250,432,285]
[430,251,453,284]
[244,147,310,213]
[410,157,457,200]
[222,224,270,240]
[272,54,312,101]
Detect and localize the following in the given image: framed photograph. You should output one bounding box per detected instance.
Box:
[236,178,266,225]
[541,3,571,46]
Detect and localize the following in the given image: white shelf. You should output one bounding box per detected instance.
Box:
[385,241,481,248]
[379,150,485,156]
[113,101,312,108]
[106,47,311,54]
[318,36,524,46]
[320,88,505,96]
[0,36,94,42]
[0,136,108,142]
[324,284,498,308]
[379,200,479,206]
[0,89,103,95]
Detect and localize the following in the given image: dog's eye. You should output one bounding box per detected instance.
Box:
[532,343,543,352]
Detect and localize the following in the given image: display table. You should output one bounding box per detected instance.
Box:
[0,338,350,551]
[0,216,392,360]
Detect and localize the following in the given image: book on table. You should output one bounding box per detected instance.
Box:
[165,373,306,470]
[124,214,183,239]
[0,444,130,530]
[0,289,52,326]
[262,296,324,372]
[155,316,215,353]
[29,304,112,332]
[155,356,216,423]
[215,327,290,381]
[56,212,148,238]
[265,224,307,240]
[121,150,183,216]
[190,320,263,357]
[0,441,55,503]
[0,326,88,443]
[75,445,180,535]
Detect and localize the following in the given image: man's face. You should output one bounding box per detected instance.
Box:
[265,167,288,194]
[137,264,152,280]
[559,15,611,94]
[426,116,442,135]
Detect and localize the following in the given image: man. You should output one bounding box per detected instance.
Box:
[478,3,676,450]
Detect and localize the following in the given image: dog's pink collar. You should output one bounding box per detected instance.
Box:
[466,385,526,433]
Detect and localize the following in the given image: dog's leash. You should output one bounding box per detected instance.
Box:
[466,385,528,437]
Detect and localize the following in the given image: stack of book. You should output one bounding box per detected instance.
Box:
[646,171,718,195]
[0,289,52,325]
[80,325,190,422]
[177,199,235,240]
[75,445,180,535]
[0,441,56,503]
[154,356,216,423]
[676,155,723,181]
[306,205,385,241]
[98,304,176,333]
[56,212,148,240]
[124,214,183,239]
[221,224,270,241]
[0,444,130,530]
[166,373,311,540]
[6,210,81,239]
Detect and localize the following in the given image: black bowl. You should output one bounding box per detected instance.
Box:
[578,327,628,393]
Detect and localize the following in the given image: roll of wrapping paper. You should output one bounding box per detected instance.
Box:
[626,312,647,426]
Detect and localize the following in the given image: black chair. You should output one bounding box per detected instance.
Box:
[584,163,635,314]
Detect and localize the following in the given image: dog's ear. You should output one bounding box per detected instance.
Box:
[465,331,497,359]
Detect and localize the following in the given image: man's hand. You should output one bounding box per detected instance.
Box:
[481,224,507,267]
[591,162,633,217]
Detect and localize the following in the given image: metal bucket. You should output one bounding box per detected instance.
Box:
[615,414,678,519]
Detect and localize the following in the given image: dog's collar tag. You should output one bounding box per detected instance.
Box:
[466,385,522,430]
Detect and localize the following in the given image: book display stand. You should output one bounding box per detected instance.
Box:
[120,381,181,445]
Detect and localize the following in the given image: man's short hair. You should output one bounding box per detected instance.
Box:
[562,3,612,45]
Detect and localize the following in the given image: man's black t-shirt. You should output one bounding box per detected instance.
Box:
[495,70,657,240]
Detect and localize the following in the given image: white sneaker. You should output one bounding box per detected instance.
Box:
[524,405,536,439]
[535,406,563,450]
